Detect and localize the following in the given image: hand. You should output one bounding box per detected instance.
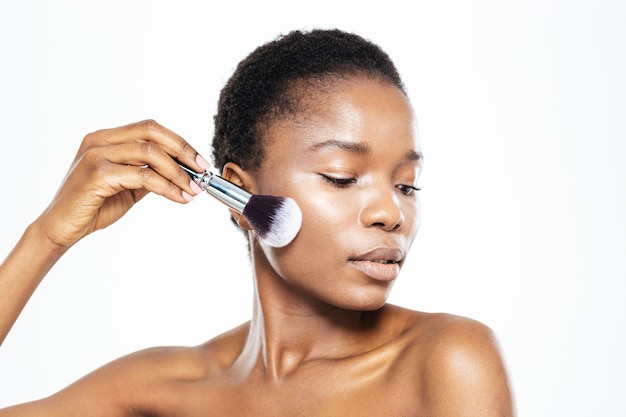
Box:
[34,120,210,249]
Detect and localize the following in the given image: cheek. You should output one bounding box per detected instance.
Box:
[257,188,355,280]
[264,174,357,251]
[294,192,354,255]
[407,195,421,221]
[403,198,422,246]
[297,184,358,240]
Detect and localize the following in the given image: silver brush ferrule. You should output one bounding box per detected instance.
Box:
[202,173,251,214]
[179,164,251,214]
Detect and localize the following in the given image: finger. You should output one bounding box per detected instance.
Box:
[78,152,194,204]
[79,119,211,173]
[128,188,150,205]
[111,165,194,204]
[92,141,202,197]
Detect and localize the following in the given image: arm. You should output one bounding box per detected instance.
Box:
[0,345,206,417]
[421,316,516,417]
[1,119,208,346]
[0,120,210,413]
[0,222,66,346]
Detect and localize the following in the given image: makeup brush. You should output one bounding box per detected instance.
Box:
[179,163,302,247]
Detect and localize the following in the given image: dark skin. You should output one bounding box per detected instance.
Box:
[0,76,515,416]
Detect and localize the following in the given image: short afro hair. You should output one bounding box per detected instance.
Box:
[211,29,406,173]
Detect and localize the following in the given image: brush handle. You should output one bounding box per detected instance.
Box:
[178,163,251,214]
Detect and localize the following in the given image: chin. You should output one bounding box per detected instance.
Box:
[357,299,388,311]
[354,302,387,312]
[329,288,391,312]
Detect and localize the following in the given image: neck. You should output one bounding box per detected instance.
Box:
[239,245,384,380]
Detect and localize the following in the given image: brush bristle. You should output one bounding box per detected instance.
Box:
[242,195,302,247]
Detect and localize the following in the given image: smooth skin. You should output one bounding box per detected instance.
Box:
[0,77,515,416]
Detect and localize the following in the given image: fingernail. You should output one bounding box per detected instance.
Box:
[196,154,211,171]
[182,191,194,202]
[190,179,202,194]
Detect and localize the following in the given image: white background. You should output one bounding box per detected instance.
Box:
[1,1,625,415]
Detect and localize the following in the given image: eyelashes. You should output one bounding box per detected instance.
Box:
[320,174,420,196]
[321,174,357,188]
[396,184,421,196]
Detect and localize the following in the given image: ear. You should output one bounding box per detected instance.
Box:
[221,162,258,231]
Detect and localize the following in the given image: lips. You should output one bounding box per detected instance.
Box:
[349,247,404,282]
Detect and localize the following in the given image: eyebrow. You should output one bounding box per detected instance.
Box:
[406,150,423,162]
[309,139,371,155]
[309,139,423,162]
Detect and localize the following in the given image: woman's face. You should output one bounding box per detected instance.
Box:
[250,76,422,311]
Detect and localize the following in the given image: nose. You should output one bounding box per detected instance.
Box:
[359,187,405,232]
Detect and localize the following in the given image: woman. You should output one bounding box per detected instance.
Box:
[0,29,515,416]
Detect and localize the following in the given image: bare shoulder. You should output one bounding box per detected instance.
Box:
[397,309,516,417]
[0,322,251,417]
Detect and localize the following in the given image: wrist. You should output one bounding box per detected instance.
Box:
[25,219,72,261]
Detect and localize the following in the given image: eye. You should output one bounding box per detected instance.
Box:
[321,174,357,188]
[396,184,421,196]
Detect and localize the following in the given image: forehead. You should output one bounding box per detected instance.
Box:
[260,76,419,165]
